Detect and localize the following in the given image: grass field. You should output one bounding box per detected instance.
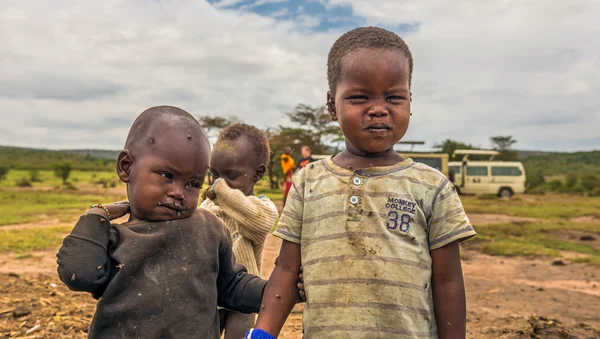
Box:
[0,190,126,226]
[461,194,600,219]
[2,171,600,266]
[0,169,119,189]
[471,221,600,259]
[0,226,72,253]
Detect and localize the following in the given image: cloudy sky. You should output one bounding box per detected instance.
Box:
[1,0,599,152]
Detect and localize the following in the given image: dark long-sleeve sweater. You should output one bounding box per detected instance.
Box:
[56,209,267,339]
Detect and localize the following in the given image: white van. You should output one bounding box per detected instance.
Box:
[448,150,527,198]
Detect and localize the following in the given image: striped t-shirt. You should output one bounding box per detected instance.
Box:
[273,156,476,339]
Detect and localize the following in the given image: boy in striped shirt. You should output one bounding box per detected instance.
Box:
[248,27,476,339]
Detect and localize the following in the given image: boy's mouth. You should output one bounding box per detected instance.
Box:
[364,123,392,133]
[158,202,184,215]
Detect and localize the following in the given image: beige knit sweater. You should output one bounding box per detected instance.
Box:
[200,179,278,276]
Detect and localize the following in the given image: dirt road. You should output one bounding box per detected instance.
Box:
[1,213,600,338]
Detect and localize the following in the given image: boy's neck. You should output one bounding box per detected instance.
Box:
[333,146,404,169]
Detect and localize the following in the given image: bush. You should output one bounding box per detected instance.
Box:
[53,162,72,184]
[64,182,77,191]
[0,166,9,181]
[580,175,599,192]
[527,170,545,189]
[572,182,587,194]
[102,180,118,188]
[547,180,562,191]
[16,177,32,187]
[29,169,42,182]
[565,174,577,189]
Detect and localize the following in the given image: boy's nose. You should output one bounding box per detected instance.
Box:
[367,104,389,117]
[168,187,185,201]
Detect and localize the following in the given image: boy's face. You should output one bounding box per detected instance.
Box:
[330,48,411,154]
[209,137,263,196]
[119,133,209,222]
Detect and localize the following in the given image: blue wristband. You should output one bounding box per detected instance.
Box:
[245,328,275,339]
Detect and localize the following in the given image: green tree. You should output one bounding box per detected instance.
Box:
[53,162,72,184]
[490,136,518,161]
[197,115,241,139]
[285,104,342,154]
[29,169,42,182]
[528,169,545,189]
[0,166,8,181]
[433,139,474,159]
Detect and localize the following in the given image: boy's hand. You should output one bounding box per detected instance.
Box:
[297,266,306,302]
[86,201,130,220]
[202,186,216,201]
[108,201,130,220]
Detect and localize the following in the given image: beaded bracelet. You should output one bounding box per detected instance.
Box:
[89,204,110,220]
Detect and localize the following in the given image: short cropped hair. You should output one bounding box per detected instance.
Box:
[217,123,270,165]
[327,26,414,94]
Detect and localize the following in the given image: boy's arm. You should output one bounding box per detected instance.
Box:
[427,179,476,339]
[253,240,302,337]
[431,241,466,339]
[209,179,278,244]
[56,213,114,298]
[216,225,267,313]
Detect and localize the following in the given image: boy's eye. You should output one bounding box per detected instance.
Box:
[186,181,201,189]
[159,172,174,181]
[348,95,368,104]
[227,173,239,180]
[386,95,406,102]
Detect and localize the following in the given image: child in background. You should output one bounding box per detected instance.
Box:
[249,27,476,339]
[280,146,295,206]
[200,123,279,339]
[56,106,267,339]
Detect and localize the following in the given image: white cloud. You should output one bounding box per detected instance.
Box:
[324,0,600,150]
[0,0,599,151]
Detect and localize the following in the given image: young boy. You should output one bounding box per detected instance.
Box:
[248,27,476,339]
[280,146,295,206]
[56,106,268,339]
[200,123,279,338]
[297,145,315,169]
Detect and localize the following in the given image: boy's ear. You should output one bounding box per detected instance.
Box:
[117,150,133,183]
[254,164,266,182]
[327,91,337,121]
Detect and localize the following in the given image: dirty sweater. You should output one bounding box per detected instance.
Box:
[56,210,267,339]
[200,179,278,276]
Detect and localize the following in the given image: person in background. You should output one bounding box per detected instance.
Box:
[280,146,295,206]
[297,145,315,170]
[200,123,279,339]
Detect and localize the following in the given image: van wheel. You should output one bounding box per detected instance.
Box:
[498,188,513,198]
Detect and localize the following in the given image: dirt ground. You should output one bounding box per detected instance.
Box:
[2,213,600,338]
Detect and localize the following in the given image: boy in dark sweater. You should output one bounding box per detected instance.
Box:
[56,106,268,339]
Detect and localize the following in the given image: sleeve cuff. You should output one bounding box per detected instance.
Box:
[272,229,301,244]
[70,214,113,247]
[239,277,268,313]
[429,225,477,250]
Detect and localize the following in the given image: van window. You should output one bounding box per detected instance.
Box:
[491,166,522,176]
[412,157,442,171]
[466,166,488,176]
[449,165,461,174]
